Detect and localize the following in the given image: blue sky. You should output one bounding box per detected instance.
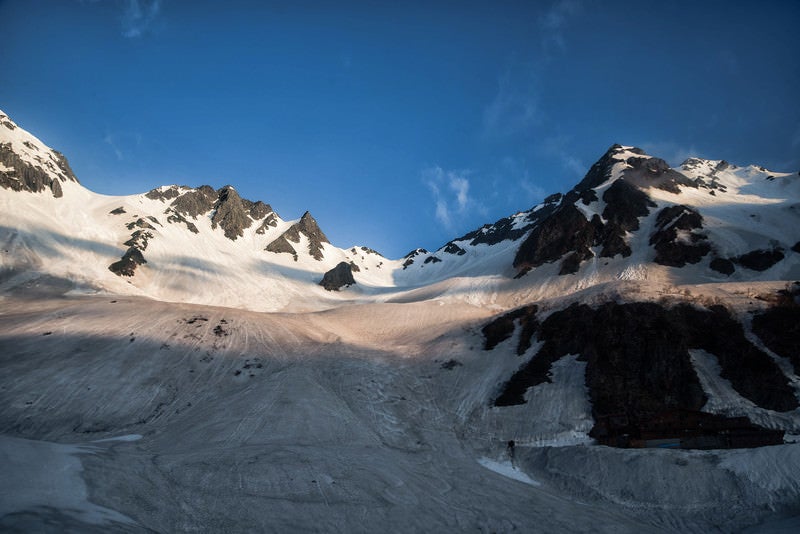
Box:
[1,0,799,258]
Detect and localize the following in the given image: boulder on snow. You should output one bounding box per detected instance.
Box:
[319,262,356,291]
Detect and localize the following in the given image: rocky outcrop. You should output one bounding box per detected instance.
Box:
[710,257,735,275]
[751,284,800,374]
[573,144,633,191]
[735,248,784,271]
[319,262,356,291]
[266,212,329,261]
[402,248,428,269]
[454,199,561,248]
[265,235,298,260]
[211,186,253,240]
[108,247,146,277]
[443,242,466,255]
[621,154,696,193]
[145,186,182,201]
[485,301,798,442]
[246,200,273,221]
[598,179,656,258]
[513,204,597,275]
[481,304,538,352]
[255,213,278,234]
[296,212,329,260]
[650,205,710,266]
[0,142,76,198]
[170,186,217,218]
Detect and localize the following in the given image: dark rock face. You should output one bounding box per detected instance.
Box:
[248,201,273,221]
[650,205,711,267]
[165,209,199,234]
[110,207,126,215]
[255,213,278,234]
[319,261,356,291]
[402,248,428,269]
[296,212,329,260]
[481,304,538,353]
[735,248,785,271]
[0,142,77,198]
[424,256,442,264]
[485,302,797,439]
[266,211,329,261]
[622,155,695,193]
[145,186,181,201]
[265,235,297,260]
[513,204,596,275]
[792,241,800,253]
[710,257,735,275]
[573,144,633,192]
[170,186,217,218]
[454,196,561,247]
[124,230,153,250]
[108,247,146,277]
[752,284,800,374]
[211,186,253,240]
[599,179,656,258]
[443,242,467,255]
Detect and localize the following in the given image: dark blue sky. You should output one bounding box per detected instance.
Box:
[2,1,799,258]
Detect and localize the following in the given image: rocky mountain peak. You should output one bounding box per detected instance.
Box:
[0,110,79,198]
[211,185,253,240]
[265,211,330,261]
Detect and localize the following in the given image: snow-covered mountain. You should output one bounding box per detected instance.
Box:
[3,108,798,314]
[3,108,800,532]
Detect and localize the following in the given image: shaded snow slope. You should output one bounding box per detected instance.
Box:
[2,294,800,532]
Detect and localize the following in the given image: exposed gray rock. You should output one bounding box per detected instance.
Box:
[123,230,153,251]
[255,213,278,234]
[442,243,466,255]
[423,256,442,264]
[599,179,656,258]
[735,248,785,271]
[145,186,181,202]
[649,205,711,267]
[486,301,797,447]
[402,248,428,269]
[165,208,199,234]
[110,207,126,215]
[126,218,155,231]
[108,247,147,277]
[248,201,274,221]
[0,143,76,198]
[266,212,329,261]
[265,236,297,261]
[710,257,735,276]
[513,204,596,275]
[170,186,217,218]
[211,186,252,240]
[296,212,329,260]
[319,262,356,291]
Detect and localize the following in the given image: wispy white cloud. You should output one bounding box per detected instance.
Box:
[422,166,476,230]
[104,131,142,160]
[483,68,539,139]
[482,2,581,141]
[538,0,582,58]
[121,0,162,38]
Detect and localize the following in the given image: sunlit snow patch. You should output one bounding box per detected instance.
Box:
[477,457,541,487]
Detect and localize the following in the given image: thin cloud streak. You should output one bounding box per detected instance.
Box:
[121,0,162,38]
[423,166,476,230]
